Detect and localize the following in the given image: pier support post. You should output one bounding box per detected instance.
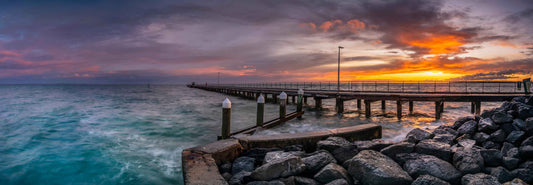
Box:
[314,97,322,110]
[257,94,265,126]
[292,96,295,104]
[435,101,442,120]
[409,101,414,114]
[336,96,344,113]
[397,100,402,120]
[279,92,287,118]
[441,102,445,113]
[365,100,371,118]
[221,98,231,139]
[273,94,278,103]
[297,89,304,119]
[357,99,361,110]
[304,97,308,104]
[381,100,386,111]
[471,102,475,114]
[475,101,481,115]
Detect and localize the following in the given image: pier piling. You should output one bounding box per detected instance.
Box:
[364,100,371,118]
[297,89,303,118]
[257,94,264,126]
[357,99,361,110]
[221,98,231,139]
[381,100,386,111]
[409,101,414,114]
[397,100,402,120]
[336,96,344,113]
[279,92,287,118]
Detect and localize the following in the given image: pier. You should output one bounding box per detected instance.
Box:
[188,81,531,120]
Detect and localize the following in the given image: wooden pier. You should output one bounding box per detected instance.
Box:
[188,81,530,120]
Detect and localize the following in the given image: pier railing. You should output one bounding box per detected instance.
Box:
[213,81,528,94]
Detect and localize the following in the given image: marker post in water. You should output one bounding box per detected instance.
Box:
[257,94,265,126]
[279,92,287,119]
[297,89,304,119]
[221,98,231,139]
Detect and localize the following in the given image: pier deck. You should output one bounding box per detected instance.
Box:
[188,83,530,120]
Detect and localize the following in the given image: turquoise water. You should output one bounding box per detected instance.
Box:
[0,85,503,185]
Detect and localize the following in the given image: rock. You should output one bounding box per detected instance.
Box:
[482,109,497,119]
[317,137,351,152]
[453,148,484,174]
[455,134,472,142]
[247,181,286,185]
[491,166,514,183]
[393,153,425,166]
[458,138,476,149]
[280,176,321,185]
[503,178,528,185]
[519,136,533,159]
[453,116,474,129]
[411,175,451,185]
[503,157,520,170]
[264,151,304,164]
[220,162,232,173]
[404,128,435,143]
[302,150,337,173]
[284,145,304,152]
[512,119,526,131]
[490,129,508,143]
[222,172,232,181]
[380,142,415,159]
[353,139,394,151]
[242,148,282,164]
[403,154,461,184]
[480,149,503,166]
[324,179,349,185]
[480,118,500,133]
[512,168,533,184]
[507,131,526,144]
[458,120,478,135]
[414,140,452,161]
[493,111,514,124]
[232,156,256,174]
[461,173,501,185]
[267,180,284,185]
[513,97,528,103]
[483,141,501,149]
[229,171,252,185]
[313,163,351,184]
[525,117,533,135]
[251,156,306,181]
[502,142,515,155]
[474,132,491,144]
[330,145,359,164]
[433,127,458,136]
[502,123,517,135]
[507,148,520,158]
[518,105,533,120]
[343,150,412,185]
[433,134,455,145]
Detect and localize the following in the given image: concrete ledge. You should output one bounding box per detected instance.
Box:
[189,139,243,165]
[182,150,228,185]
[235,124,381,151]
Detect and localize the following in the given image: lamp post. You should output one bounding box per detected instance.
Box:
[337,46,344,95]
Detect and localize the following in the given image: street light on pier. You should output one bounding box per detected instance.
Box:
[337,46,344,95]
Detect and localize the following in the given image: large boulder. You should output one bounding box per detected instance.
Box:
[493,111,514,124]
[313,163,351,184]
[512,119,526,131]
[457,138,476,149]
[232,156,256,174]
[280,176,320,185]
[354,139,394,151]
[433,134,456,145]
[330,145,359,164]
[503,157,520,170]
[229,171,252,185]
[343,150,412,185]
[302,150,337,173]
[403,154,462,184]
[242,148,282,164]
[480,149,503,167]
[479,118,500,133]
[414,140,452,161]
[264,151,304,164]
[490,166,514,183]
[411,175,451,185]
[457,120,478,135]
[453,116,474,129]
[251,156,306,181]
[526,117,533,134]
[317,137,351,152]
[512,167,533,184]
[503,178,528,185]
[324,179,349,185]
[380,142,415,159]
[519,136,533,159]
[507,131,526,144]
[518,105,533,120]
[490,129,507,143]
[474,132,491,144]
[433,126,458,137]
[404,128,434,143]
[461,173,501,185]
[453,148,484,174]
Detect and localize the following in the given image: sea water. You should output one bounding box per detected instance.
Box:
[0,85,504,185]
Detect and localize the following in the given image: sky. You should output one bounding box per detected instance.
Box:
[0,0,532,84]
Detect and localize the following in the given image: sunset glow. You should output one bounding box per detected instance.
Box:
[0,0,531,84]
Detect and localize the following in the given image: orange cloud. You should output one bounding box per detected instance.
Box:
[398,32,465,55]
[301,19,366,33]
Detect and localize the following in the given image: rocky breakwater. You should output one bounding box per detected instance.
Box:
[219,96,533,185]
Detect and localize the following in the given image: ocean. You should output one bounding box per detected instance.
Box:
[0,85,505,185]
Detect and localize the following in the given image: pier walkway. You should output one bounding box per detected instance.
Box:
[188,81,530,120]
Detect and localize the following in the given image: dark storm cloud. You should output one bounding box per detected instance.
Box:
[453,69,533,81]
[504,8,533,23]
